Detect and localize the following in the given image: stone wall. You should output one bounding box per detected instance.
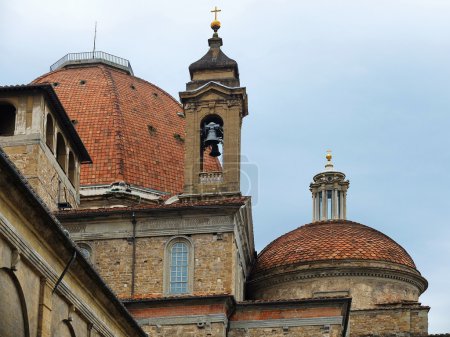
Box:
[250,274,420,309]
[229,325,339,337]
[0,91,81,211]
[0,154,145,337]
[350,307,429,337]
[86,232,235,298]
[142,322,226,337]
[248,261,428,337]
[3,143,78,211]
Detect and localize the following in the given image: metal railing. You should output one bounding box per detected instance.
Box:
[50,51,133,74]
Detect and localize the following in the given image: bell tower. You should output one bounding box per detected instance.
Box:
[180,10,248,199]
[310,151,350,222]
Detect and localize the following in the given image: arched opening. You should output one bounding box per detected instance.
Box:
[200,114,223,174]
[169,241,189,294]
[0,268,30,337]
[46,114,54,151]
[164,237,194,295]
[0,103,16,136]
[77,242,93,263]
[56,133,67,172]
[68,152,76,185]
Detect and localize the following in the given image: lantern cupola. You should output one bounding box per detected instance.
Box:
[310,151,349,222]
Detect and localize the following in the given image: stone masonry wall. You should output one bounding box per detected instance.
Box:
[229,325,341,337]
[350,307,429,337]
[87,232,235,298]
[251,275,420,310]
[91,238,134,298]
[142,322,226,337]
[3,143,77,211]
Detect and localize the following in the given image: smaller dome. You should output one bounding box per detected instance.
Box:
[254,220,416,274]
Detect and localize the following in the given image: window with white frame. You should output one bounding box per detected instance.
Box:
[169,242,189,294]
[165,237,193,295]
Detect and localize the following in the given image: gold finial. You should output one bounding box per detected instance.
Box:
[210,6,221,32]
[326,150,332,162]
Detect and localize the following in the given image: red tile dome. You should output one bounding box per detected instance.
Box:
[253,220,416,274]
[33,63,219,194]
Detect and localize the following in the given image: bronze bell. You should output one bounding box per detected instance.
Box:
[209,144,221,157]
[203,122,223,157]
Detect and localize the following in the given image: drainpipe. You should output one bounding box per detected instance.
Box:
[131,212,137,297]
[53,251,77,294]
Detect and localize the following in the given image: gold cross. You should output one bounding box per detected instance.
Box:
[211,6,221,21]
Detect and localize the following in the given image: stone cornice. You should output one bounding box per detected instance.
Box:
[248,264,428,294]
[229,316,343,329]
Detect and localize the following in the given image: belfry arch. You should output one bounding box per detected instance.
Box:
[0,102,16,136]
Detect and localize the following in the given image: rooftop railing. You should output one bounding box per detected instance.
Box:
[50,51,133,75]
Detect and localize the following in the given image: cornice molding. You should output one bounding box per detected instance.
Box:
[248,265,428,294]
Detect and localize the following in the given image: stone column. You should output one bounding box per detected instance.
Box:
[333,189,339,219]
[321,189,327,220]
[312,193,316,222]
[37,277,53,337]
[343,191,347,220]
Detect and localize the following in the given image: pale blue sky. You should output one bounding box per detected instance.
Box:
[1,0,449,332]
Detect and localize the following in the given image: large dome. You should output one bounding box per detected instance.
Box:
[254,220,416,274]
[33,57,218,195]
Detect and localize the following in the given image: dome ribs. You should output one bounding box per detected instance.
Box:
[101,66,127,181]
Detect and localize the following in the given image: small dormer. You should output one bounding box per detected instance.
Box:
[0,84,91,210]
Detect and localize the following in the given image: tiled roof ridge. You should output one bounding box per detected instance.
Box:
[100,65,127,182]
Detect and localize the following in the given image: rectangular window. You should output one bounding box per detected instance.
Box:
[338,191,341,218]
[327,190,333,219]
[318,192,322,219]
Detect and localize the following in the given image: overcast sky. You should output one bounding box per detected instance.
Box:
[1,0,449,332]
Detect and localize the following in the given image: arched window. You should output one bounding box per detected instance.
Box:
[56,133,66,172]
[170,242,189,294]
[200,115,223,173]
[164,237,193,295]
[68,152,76,185]
[45,114,54,151]
[0,103,16,136]
[77,243,93,263]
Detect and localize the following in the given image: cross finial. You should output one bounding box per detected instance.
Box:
[211,6,221,21]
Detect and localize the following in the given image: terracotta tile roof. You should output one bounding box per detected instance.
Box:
[55,196,249,217]
[253,220,416,274]
[33,64,219,194]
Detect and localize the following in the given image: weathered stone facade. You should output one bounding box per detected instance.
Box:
[0,148,145,337]
[0,86,90,211]
[248,259,428,337]
[350,306,429,337]
[60,206,253,301]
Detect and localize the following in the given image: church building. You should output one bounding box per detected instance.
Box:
[0,9,434,337]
